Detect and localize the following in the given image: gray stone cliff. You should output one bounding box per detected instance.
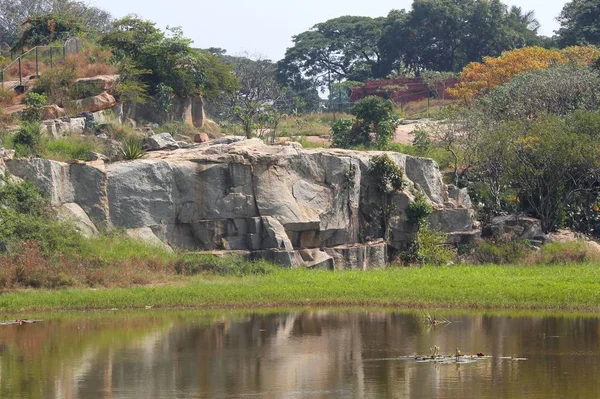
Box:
[1,139,476,269]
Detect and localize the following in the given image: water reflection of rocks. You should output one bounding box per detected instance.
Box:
[2,311,600,398]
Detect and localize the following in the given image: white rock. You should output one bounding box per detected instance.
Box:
[56,203,99,238]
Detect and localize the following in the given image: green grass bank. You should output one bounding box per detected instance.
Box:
[3,264,600,313]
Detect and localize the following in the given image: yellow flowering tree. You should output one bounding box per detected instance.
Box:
[448,46,600,103]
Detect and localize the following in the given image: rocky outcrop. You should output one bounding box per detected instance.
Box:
[143,133,179,151]
[41,107,122,138]
[42,117,86,138]
[41,105,66,120]
[484,214,547,244]
[74,92,117,114]
[56,203,99,238]
[126,95,206,128]
[74,75,118,95]
[4,139,477,268]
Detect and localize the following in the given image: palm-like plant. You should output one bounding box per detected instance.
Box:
[122,137,145,160]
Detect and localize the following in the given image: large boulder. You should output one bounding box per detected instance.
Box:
[42,117,86,137]
[74,75,118,95]
[485,214,547,244]
[126,227,174,252]
[74,92,117,113]
[56,203,99,238]
[41,105,66,121]
[143,133,180,151]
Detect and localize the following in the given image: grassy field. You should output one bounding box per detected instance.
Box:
[3,264,600,313]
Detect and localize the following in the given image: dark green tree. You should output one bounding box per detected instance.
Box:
[101,17,237,99]
[11,13,84,51]
[377,0,543,74]
[278,16,385,91]
[557,0,600,46]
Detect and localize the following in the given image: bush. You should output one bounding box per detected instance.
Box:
[471,236,532,264]
[369,154,404,194]
[0,175,84,254]
[331,118,361,148]
[330,96,400,150]
[406,192,433,223]
[21,93,47,122]
[13,122,42,156]
[401,191,447,265]
[412,228,453,265]
[350,96,399,149]
[475,65,600,121]
[526,241,599,264]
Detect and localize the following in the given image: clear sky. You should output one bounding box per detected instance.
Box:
[91,0,569,61]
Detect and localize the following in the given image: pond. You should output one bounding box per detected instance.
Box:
[1,309,600,398]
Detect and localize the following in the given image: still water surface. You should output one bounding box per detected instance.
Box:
[1,310,600,398]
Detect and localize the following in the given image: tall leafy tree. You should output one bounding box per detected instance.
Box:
[208,54,285,137]
[278,16,385,91]
[101,17,237,100]
[556,0,600,46]
[378,0,542,74]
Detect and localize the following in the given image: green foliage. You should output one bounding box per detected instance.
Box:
[474,65,600,121]
[12,13,84,51]
[122,137,145,160]
[174,254,277,277]
[278,15,385,90]
[331,96,399,150]
[21,93,47,122]
[350,96,395,127]
[152,83,174,122]
[24,92,47,108]
[401,191,448,266]
[101,17,236,100]
[369,154,404,194]
[475,113,600,233]
[279,1,543,88]
[42,136,100,162]
[0,174,46,215]
[0,1,113,50]
[557,0,600,46]
[471,237,532,264]
[114,60,149,106]
[330,118,358,148]
[408,227,454,266]
[406,192,434,223]
[34,64,76,106]
[350,96,399,149]
[13,122,42,156]
[211,56,283,138]
[0,175,83,254]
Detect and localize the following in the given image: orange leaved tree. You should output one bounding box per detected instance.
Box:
[447,46,600,103]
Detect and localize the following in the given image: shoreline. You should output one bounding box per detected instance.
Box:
[2,265,600,314]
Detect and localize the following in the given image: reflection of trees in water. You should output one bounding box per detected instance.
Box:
[2,311,600,398]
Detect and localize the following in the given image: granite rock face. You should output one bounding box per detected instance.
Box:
[4,139,477,268]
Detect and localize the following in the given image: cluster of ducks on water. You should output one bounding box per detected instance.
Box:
[414,345,527,363]
[415,346,486,362]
